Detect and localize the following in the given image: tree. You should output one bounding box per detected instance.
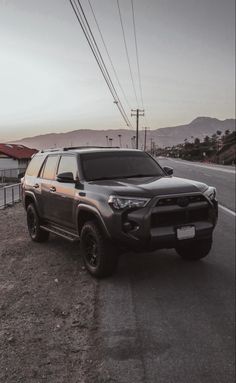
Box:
[194,137,200,146]
[216,130,222,136]
[204,135,210,144]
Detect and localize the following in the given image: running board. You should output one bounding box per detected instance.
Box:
[40,224,80,242]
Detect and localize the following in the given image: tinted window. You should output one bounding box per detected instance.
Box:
[81,151,164,181]
[25,155,45,177]
[42,155,59,180]
[57,155,78,179]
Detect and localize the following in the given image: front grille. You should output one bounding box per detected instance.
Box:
[151,194,209,228]
[151,208,209,227]
[156,194,205,207]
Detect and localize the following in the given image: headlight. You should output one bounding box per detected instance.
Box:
[204,186,217,201]
[108,195,150,210]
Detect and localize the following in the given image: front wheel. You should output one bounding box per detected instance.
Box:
[175,238,212,260]
[80,221,118,278]
[27,204,49,242]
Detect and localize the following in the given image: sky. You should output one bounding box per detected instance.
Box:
[0,0,235,141]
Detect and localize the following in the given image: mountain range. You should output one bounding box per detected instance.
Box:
[10,117,235,150]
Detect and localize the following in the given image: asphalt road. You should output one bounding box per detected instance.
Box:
[96,159,235,383]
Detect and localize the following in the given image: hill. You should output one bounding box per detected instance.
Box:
[10,117,235,149]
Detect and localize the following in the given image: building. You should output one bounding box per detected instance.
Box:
[0,143,37,180]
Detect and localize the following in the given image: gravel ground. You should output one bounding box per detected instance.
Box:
[0,203,99,383]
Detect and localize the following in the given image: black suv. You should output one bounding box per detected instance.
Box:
[22,147,218,277]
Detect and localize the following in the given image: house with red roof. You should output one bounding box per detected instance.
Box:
[0,144,37,179]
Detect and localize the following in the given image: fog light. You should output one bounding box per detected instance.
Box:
[123,222,133,232]
[123,221,139,232]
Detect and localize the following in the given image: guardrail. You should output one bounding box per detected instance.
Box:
[0,183,22,209]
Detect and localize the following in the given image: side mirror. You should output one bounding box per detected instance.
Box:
[56,172,75,183]
[163,166,173,176]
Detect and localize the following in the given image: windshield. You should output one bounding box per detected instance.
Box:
[81,151,165,181]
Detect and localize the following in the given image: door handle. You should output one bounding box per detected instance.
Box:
[49,186,56,192]
[33,183,39,189]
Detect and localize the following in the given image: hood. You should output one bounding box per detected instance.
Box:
[89,176,208,197]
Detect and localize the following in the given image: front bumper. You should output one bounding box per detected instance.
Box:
[107,192,218,251]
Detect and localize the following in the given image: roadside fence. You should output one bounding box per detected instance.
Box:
[0,183,22,209]
[0,168,25,183]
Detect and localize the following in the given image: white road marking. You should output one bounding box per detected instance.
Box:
[166,159,236,174]
[219,204,236,217]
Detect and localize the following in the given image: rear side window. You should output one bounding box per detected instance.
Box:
[57,155,78,179]
[42,155,59,180]
[25,155,45,177]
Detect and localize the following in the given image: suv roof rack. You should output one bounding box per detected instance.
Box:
[39,146,120,153]
[39,148,63,153]
[63,146,120,151]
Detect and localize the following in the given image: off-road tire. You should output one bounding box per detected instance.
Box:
[80,221,118,278]
[175,238,212,260]
[27,204,49,242]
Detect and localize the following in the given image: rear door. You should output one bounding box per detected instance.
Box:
[40,155,60,222]
[52,154,78,229]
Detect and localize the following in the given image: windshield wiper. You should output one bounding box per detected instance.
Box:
[122,174,161,178]
[88,174,161,181]
[88,176,124,181]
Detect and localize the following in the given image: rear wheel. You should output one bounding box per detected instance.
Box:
[175,238,212,260]
[27,204,49,242]
[80,221,118,278]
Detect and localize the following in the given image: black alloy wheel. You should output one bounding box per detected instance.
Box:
[84,233,99,267]
[80,221,118,278]
[26,204,49,242]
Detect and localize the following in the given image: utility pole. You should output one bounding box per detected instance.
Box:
[106,135,109,146]
[144,127,148,151]
[131,109,144,149]
[150,138,153,155]
[118,134,122,148]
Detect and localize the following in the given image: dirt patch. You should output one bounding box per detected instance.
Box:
[0,203,98,383]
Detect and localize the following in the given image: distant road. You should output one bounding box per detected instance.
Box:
[157,157,235,212]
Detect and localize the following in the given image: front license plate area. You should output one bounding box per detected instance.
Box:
[177,225,195,240]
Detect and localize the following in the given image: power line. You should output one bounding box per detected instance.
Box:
[117,0,139,107]
[73,0,131,125]
[69,0,132,127]
[131,0,144,108]
[131,0,150,129]
[87,0,132,111]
